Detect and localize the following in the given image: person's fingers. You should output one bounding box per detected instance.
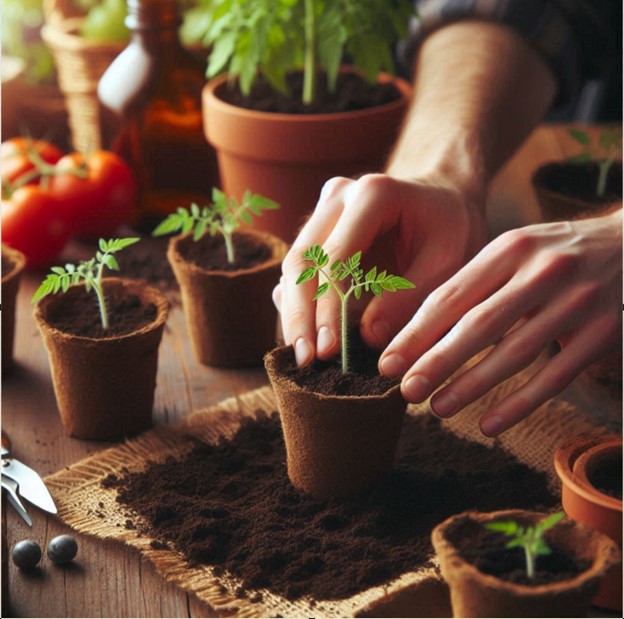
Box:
[478,312,618,436]
[279,178,349,363]
[272,279,282,312]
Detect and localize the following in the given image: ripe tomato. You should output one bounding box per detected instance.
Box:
[1,186,71,268]
[1,138,63,187]
[49,150,136,239]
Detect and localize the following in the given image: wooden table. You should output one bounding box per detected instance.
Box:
[2,124,621,617]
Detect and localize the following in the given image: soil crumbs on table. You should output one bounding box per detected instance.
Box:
[103,412,557,602]
[446,516,589,586]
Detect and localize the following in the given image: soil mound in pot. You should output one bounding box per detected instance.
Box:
[104,411,558,601]
[444,515,589,586]
[220,71,401,115]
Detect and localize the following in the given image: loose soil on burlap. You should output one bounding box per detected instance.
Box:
[104,411,558,602]
[175,232,272,272]
[445,516,588,586]
[44,289,157,339]
[220,71,401,115]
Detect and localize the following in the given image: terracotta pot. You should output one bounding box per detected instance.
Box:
[554,434,623,610]
[532,161,622,222]
[167,229,288,368]
[35,278,169,440]
[432,509,621,618]
[203,70,411,242]
[265,345,407,499]
[1,245,27,372]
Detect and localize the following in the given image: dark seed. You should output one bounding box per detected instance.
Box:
[47,535,78,565]
[12,540,42,570]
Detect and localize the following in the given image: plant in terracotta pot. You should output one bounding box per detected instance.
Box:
[153,188,288,368]
[1,244,27,372]
[198,0,415,241]
[33,237,170,440]
[554,434,623,611]
[432,509,621,618]
[532,126,622,222]
[265,244,414,499]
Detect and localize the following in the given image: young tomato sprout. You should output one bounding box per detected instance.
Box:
[485,511,565,579]
[32,237,140,329]
[296,245,415,373]
[568,127,622,197]
[152,188,279,264]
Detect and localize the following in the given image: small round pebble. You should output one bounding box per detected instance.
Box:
[47,535,78,565]
[12,540,42,570]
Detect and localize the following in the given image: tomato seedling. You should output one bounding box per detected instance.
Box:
[568,127,622,198]
[484,511,565,579]
[152,188,279,264]
[297,245,414,373]
[32,237,140,330]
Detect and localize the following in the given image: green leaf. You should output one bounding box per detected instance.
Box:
[31,279,55,303]
[51,266,65,275]
[61,274,70,293]
[537,511,565,533]
[153,214,183,236]
[112,237,140,251]
[485,521,519,535]
[371,282,382,296]
[504,538,524,549]
[388,275,415,290]
[296,266,317,285]
[567,152,592,164]
[103,254,120,271]
[313,282,330,300]
[240,209,253,225]
[353,285,362,300]
[193,218,208,241]
[569,128,591,145]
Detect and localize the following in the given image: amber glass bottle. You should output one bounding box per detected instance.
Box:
[98,0,218,230]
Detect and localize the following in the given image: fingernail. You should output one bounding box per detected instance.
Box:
[317,326,336,356]
[431,392,459,418]
[403,374,431,402]
[370,319,390,346]
[294,338,312,366]
[481,415,504,437]
[379,352,408,377]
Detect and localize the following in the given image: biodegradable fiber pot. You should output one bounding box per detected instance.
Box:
[35,278,169,440]
[554,434,623,610]
[167,229,288,368]
[264,345,407,499]
[432,509,621,618]
[203,70,411,242]
[1,244,27,372]
[532,161,622,222]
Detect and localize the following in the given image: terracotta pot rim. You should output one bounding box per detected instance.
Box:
[554,434,623,511]
[433,508,621,594]
[167,228,288,279]
[1,244,27,284]
[204,69,412,124]
[41,18,125,53]
[34,277,169,343]
[265,344,402,401]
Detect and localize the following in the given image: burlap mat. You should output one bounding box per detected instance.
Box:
[44,357,621,618]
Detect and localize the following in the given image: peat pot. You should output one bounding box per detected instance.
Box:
[554,434,623,610]
[1,244,27,372]
[203,70,411,241]
[265,345,407,499]
[432,509,621,618]
[35,277,169,440]
[167,229,288,368]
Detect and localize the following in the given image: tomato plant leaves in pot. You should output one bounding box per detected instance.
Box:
[484,511,565,579]
[152,187,279,262]
[194,0,415,105]
[297,244,415,373]
[32,237,140,329]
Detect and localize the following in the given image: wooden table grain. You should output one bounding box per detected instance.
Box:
[2,124,621,618]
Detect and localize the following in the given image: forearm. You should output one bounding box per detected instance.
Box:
[387,21,557,206]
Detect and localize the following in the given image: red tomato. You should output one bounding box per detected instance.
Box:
[1,138,63,187]
[49,151,136,239]
[1,186,71,268]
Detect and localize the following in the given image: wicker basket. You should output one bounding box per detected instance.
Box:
[41,0,125,152]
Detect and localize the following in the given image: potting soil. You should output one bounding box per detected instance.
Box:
[587,454,623,500]
[104,410,557,601]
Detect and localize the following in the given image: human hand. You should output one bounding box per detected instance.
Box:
[274,173,487,365]
[379,208,623,436]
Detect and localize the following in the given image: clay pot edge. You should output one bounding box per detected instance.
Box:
[554,434,623,511]
[265,344,403,402]
[167,229,288,280]
[1,245,27,284]
[34,277,170,344]
[432,508,621,595]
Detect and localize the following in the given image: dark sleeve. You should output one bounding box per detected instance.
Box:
[401,0,619,106]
